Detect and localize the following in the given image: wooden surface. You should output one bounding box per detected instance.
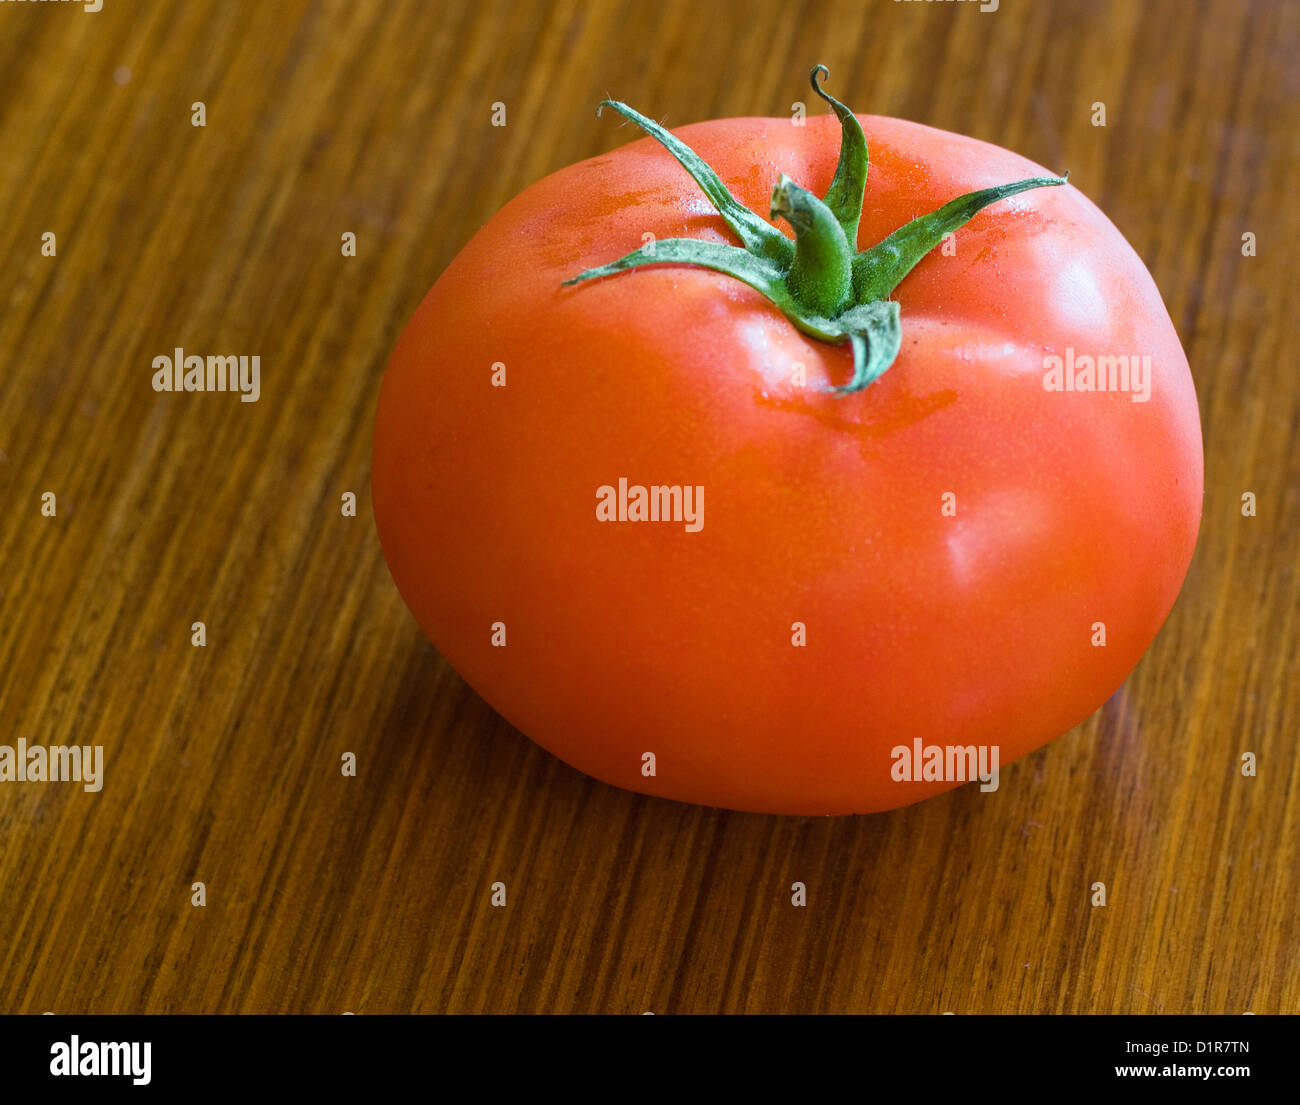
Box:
[1,0,1296,1014]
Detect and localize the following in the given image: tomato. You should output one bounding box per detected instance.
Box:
[372,68,1202,814]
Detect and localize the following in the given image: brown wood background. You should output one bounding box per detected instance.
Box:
[0,0,1296,1014]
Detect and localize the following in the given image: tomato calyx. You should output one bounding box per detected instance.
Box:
[564,65,1068,395]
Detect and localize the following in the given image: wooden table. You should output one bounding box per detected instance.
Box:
[1,0,1296,1014]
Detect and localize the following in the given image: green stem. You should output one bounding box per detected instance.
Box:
[769,174,852,318]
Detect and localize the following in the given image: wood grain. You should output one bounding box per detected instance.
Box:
[0,0,1296,1014]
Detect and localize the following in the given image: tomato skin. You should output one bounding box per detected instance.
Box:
[372,113,1202,815]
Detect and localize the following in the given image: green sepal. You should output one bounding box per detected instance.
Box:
[568,71,1069,396]
[833,301,902,394]
[563,237,800,315]
[852,173,1068,302]
[593,100,794,267]
[809,65,868,247]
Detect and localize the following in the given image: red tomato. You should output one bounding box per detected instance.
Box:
[373,72,1202,814]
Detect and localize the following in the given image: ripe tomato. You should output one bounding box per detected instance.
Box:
[373,70,1202,815]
